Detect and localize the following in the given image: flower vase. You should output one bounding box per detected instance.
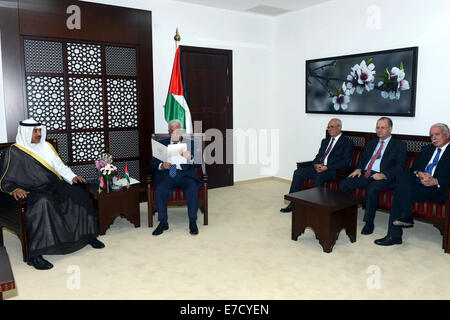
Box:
[105,176,112,193]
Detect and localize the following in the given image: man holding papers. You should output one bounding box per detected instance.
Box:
[151,119,203,236]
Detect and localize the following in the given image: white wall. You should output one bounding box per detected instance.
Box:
[0,31,8,143]
[274,0,450,180]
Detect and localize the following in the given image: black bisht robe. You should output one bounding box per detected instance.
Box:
[0,145,99,257]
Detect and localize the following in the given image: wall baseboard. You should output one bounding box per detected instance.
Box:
[234,176,290,185]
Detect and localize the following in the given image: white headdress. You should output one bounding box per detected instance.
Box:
[15,118,47,151]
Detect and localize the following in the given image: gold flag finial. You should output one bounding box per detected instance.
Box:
[174,28,181,42]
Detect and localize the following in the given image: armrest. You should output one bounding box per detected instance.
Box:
[336,168,352,180]
[445,187,450,208]
[296,161,313,169]
[0,192,26,227]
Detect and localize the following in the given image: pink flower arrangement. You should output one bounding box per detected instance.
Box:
[95,149,113,170]
[95,148,117,177]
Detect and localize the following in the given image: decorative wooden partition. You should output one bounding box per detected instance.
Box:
[0,0,154,181]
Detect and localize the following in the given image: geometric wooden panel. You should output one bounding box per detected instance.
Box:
[67,42,102,75]
[23,36,143,181]
[105,46,137,77]
[403,139,432,153]
[107,79,138,128]
[25,76,66,130]
[46,133,69,163]
[24,40,63,74]
[69,163,99,179]
[71,131,105,162]
[69,77,104,129]
[348,135,366,148]
[109,130,139,158]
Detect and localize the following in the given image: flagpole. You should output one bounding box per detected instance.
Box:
[174,27,180,48]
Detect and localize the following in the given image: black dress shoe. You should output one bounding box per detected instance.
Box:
[280,203,292,213]
[152,221,169,236]
[361,223,374,235]
[27,255,53,270]
[189,221,199,235]
[88,237,105,249]
[374,235,402,246]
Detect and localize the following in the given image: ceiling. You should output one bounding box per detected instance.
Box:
[173,0,333,16]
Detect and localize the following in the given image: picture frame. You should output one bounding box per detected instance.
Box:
[305,46,418,117]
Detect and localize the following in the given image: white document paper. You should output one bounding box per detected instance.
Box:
[151,139,168,162]
[168,143,188,165]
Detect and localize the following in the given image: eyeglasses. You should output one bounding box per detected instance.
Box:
[327,125,339,129]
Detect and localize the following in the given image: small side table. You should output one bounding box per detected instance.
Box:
[285,187,362,253]
[88,183,147,235]
[0,246,15,300]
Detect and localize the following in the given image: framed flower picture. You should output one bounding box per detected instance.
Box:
[305,46,418,116]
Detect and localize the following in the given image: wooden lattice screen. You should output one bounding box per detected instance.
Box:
[23,38,140,179]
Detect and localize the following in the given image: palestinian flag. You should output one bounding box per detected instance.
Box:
[124,163,130,184]
[164,46,193,133]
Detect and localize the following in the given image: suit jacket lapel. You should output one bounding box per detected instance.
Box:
[364,139,378,166]
[435,145,450,173]
[380,138,394,166]
[328,136,343,158]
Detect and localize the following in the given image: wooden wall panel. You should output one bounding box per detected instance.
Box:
[18,0,142,44]
[0,1,26,139]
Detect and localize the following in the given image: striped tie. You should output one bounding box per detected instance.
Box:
[424,148,441,175]
[364,140,384,179]
[320,138,335,164]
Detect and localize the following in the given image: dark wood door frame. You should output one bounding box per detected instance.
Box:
[0,0,154,181]
[180,45,233,188]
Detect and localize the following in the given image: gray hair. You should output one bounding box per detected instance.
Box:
[168,119,182,129]
[431,123,449,133]
[378,117,393,128]
[330,118,342,127]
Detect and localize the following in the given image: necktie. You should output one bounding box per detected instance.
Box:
[364,140,384,178]
[424,148,441,175]
[169,164,177,178]
[320,138,335,164]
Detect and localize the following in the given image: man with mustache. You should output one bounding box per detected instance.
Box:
[375,123,450,246]
[0,119,105,270]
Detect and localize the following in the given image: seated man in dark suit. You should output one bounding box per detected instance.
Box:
[151,119,203,236]
[339,117,407,235]
[375,123,450,246]
[281,118,354,212]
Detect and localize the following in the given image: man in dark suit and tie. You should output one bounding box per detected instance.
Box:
[281,118,354,212]
[339,117,407,235]
[151,119,203,236]
[375,123,450,246]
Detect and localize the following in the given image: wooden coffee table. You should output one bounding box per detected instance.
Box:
[0,246,15,300]
[88,183,147,235]
[285,187,362,253]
